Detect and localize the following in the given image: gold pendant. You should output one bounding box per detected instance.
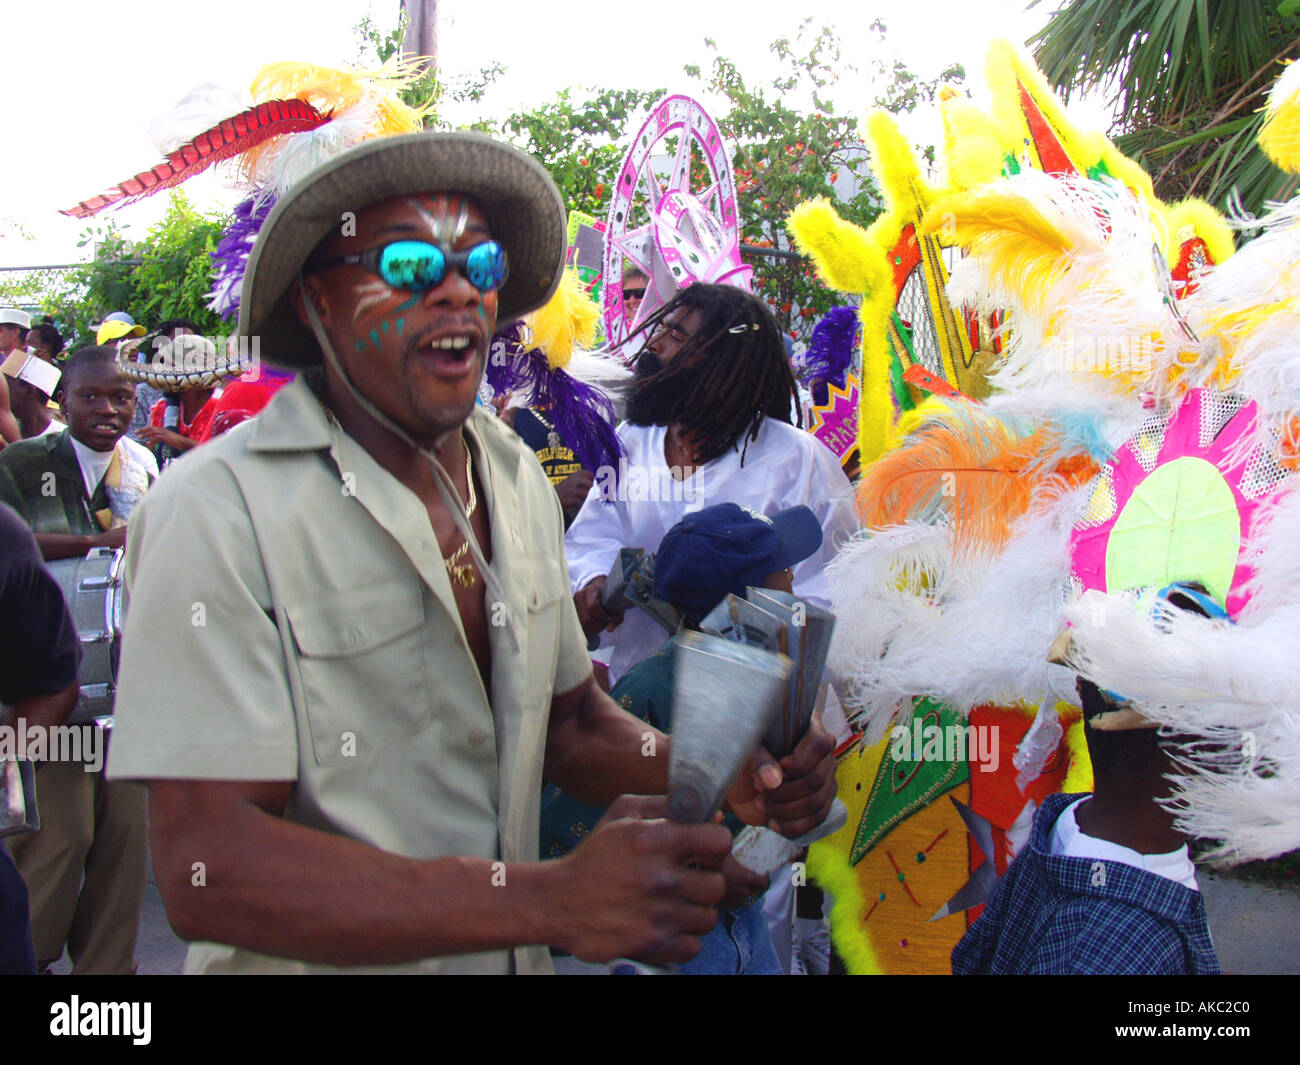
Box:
[447,561,476,588]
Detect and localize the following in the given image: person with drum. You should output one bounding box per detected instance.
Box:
[0,345,156,973]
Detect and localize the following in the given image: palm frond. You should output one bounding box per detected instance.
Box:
[1030,0,1300,217]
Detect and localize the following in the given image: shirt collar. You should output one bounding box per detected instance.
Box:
[246,377,333,452]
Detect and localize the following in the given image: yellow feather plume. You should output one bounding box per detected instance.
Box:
[240,60,429,182]
[923,182,1079,317]
[1261,60,1300,175]
[523,269,599,372]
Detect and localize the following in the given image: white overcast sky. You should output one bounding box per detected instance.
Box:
[0,0,1111,268]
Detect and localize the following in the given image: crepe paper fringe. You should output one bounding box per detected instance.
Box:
[983,39,1157,207]
[786,196,898,468]
[786,197,880,294]
[1060,713,1093,794]
[938,85,1004,191]
[808,832,885,976]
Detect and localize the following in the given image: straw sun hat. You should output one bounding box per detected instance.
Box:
[238,131,568,369]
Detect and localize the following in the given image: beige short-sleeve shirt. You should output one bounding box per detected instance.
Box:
[109,378,592,974]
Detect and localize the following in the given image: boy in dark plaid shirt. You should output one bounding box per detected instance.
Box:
[953,585,1222,975]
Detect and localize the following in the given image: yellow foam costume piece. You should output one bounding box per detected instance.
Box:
[939,86,1005,191]
[787,198,896,467]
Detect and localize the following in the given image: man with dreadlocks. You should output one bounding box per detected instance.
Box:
[566,282,857,686]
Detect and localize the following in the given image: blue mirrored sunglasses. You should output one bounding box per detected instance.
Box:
[314,239,509,294]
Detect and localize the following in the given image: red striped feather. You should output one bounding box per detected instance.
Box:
[61,99,330,218]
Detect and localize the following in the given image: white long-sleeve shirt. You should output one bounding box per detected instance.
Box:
[564,417,859,683]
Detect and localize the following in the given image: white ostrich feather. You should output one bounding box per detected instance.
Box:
[829,494,1083,741]
[1241,482,1300,621]
[1062,589,1300,728]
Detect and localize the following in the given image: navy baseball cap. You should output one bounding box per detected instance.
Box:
[653,503,823,620]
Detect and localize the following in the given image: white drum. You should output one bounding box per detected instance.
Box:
[44,547,124,726]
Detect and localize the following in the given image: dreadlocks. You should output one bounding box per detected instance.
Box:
[626,284,799,464]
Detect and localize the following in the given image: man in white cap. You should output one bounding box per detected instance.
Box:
[1,351,63,439]
[0,308,30,359]
[0,310,29,444]
[108,131,836,974]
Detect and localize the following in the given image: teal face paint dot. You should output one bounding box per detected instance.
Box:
[368,329,380,349]
[396,317,405,336]
[381,319,390,333]
[354,341,365,353]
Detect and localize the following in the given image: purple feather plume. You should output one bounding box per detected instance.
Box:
[800,306,858,388]
[208,194,277,320]
[487,323,623,475]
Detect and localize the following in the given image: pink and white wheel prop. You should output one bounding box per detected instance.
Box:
[603,94,750,360]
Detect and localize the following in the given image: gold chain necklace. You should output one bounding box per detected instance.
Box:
[322,399,479,588]
[443,443,479,588]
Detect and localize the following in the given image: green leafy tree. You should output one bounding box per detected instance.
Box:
[355,12,503,126]
[127,192,229,336]
[499,88,669,219]
[687,19,964,342]
[355,15,960,345]
[1030,0,1300,217]
[57,220,138,346]
[40,192,228,348]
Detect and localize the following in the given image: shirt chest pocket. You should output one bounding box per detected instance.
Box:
[285,582,432,767]
[518,562,570,708]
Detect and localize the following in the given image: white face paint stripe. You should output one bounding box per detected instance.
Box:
[405,196,439,235]
[350,280,394,322]
[450,199,470,244]
[404,195,471,245]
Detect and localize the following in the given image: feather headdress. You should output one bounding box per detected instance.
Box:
[62,60,428,219]
[486,270,624,475]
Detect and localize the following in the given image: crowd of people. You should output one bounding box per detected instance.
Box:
[0,128,1232,977]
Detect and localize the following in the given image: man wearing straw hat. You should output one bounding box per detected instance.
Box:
[108,132,837,974]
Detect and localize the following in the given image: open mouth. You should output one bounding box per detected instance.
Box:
[411,330,481,378]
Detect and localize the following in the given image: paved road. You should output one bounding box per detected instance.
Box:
[92,858,1299,975]
[1201,872,1300,975]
